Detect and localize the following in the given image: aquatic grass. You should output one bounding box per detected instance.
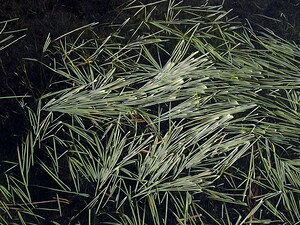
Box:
[0,18,27,51]
[2,0,300,224]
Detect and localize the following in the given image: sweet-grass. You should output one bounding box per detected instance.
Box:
[0,18,27,51]
[1,0,300,224]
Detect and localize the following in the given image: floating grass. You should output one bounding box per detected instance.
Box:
[1,0,300,224]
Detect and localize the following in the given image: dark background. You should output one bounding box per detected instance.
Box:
[0,0,300,164]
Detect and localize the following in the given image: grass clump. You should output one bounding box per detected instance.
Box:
[1,1,300,224]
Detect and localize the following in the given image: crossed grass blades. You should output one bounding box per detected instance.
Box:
[1,0,300,224]
[0,18,27,52]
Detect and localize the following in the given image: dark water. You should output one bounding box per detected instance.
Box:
[0,0,299,192]
[222,0,300,41]
[0,0,128,165]
[0,0,299,223]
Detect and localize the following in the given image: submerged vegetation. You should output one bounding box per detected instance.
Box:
[1,0,300,224]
